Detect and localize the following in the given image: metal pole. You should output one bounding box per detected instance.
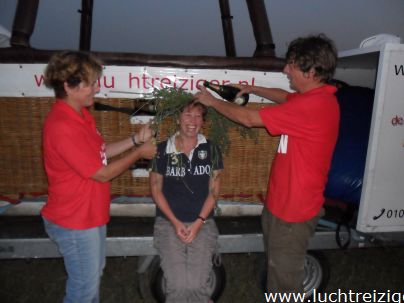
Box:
[218,0,236,57]
[246,0,275,57]
[79,0,93,51]
[10,0,40,47]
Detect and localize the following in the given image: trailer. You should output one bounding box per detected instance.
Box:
[1,1,403,301]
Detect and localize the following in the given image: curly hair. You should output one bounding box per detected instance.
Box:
[286,34,337,83]
[44,51,103,98]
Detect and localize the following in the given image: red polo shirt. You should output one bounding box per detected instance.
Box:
[259,85,339,222]
[42,100,110,229]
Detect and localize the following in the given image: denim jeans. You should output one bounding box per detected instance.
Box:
[43,217,106,303]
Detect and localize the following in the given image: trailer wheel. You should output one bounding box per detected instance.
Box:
[302,251,330,297]
[257,251,330,299]
[140,256,226,303]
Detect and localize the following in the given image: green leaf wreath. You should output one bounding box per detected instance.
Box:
[150,87,257,153]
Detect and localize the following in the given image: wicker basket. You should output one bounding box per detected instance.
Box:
[0,97,279,203]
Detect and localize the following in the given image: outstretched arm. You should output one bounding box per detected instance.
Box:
[233,84,289,104]
[105,123,154,158]
[92,139,156,182]
[194,86,264,128]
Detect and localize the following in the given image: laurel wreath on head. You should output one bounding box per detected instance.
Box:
[150,87,257,154]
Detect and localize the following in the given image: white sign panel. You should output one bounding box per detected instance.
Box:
[0,63,290,179]
[357,44,404,232]
[0,64,289,102]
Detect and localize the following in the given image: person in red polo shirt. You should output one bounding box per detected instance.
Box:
[42,51,156,303]
[195,34,340,298]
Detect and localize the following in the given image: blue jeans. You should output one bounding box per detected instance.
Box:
[43,217,106,303]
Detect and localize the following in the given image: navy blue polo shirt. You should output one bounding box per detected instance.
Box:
[151,133,223,222]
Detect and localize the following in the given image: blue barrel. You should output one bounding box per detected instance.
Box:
[324,85,374,205]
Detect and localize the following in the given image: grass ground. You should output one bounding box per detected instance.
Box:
[0,247,403,303]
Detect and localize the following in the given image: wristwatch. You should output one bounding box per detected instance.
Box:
[197,215,206,224]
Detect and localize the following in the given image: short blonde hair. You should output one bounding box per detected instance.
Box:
[44,51,103,98]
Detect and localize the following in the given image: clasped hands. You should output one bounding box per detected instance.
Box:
[174,220,203,244]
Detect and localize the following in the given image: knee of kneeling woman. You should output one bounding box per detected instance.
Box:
[186,278,211,300]
[167,279,207,300]
[165,276,188,295]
